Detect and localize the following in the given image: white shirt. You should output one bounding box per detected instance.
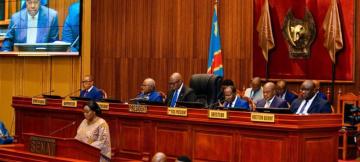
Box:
[26,12,39,43]
[281,90,287,100]
[265,96,275,108]
[229,96,239,108]
[86,86,94,93]
[244,87,263,104]
[296,94,317,114]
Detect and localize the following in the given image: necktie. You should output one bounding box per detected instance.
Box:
[170,90,178,107]
[298,100,309,113]
[225,102,229,108]
[84,91,89,97]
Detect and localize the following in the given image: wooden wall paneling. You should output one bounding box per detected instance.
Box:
[22,111,49,135]
[51,57,80,95]
[0,57,16,133]
[304,137,336,162]
[91,0,359,108]
[49,114,79,138]
[155,122,191,161]
[118,119,143,159]
[192,127,236,162]
[91,0,254,101]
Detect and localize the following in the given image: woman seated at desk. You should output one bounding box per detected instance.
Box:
[75,101,111,162]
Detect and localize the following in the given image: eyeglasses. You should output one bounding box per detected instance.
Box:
[82,80,93,83]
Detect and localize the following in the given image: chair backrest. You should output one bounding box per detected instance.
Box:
[242,96,256,111]
[99,89,108,99]
[337,92,360,126]
[189,74,222,107]
[158,90,167,102]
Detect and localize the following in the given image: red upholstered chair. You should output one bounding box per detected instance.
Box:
[99,89,108,99]
[337,92,360,160]
[242,96,256,111]
[159,91,167,103]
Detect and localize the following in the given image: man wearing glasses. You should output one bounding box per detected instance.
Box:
[2,0,59,51]
[80,75,103,100]
[166,72,196,107]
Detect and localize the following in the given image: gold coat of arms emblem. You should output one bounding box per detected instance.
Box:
[282,9,316,59]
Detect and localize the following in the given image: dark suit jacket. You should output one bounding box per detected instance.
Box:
[256,96,288,108]
[290,95,331,113]
[80,86,103,101]
[166,86,197,106]
[284,91,298,104]
[317,92,327,100]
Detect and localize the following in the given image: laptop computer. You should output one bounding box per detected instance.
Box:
[42,94,63,99]
[216,106,250,111]
[70,96,92,101]
[99,98,122,103]
[128,99,164,106]
[255,107,292,114]
[175,101,205,108]
[14,42,71,52]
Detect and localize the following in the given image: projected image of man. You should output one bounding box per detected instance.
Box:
[1,0,59,51]
[62,1,80,52]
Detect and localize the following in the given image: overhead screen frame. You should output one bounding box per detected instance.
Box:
[0,0,83,57]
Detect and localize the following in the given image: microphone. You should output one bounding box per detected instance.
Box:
[63,89,82,98]
[33,90,54,98]
[49,121,77,136]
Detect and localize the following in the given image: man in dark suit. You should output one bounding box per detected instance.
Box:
[79,75,103,100]
[290,80,331,114]
[166,72,196,107]
[313,80,327,100]
[221,86,249,110]
[276,80,298,104]
[217,79,235,101]
[256,82,288,108]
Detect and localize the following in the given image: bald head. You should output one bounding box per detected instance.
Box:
[170,73,182,81]
[313,80,320,91]
[276,80,287,96]
[142,78,156,94]
[169,72,183,90]
[144,78,156,87]
[300,80,316,100]
[251,77,262,91]
[152,152,167,162]
[263,82,276,101]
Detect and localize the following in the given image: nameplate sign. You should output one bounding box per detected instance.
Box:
[208,110,228,119]
[32,98,46,105]
[167,107,188,117]
[62,100,77,108]
[97,102,110,110]
[129,104,148,113]
[29,136,56,156]
[251,112,275,123]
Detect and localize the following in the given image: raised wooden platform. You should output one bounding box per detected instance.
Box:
[6,96,342,162]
